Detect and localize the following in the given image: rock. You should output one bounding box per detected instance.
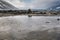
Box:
[57,18,60,21]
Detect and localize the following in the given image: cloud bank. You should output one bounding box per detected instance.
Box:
[4,0,60,9]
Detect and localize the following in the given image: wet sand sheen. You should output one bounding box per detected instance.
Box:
[0,16,60,40]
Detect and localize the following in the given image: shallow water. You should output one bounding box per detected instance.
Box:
[0,16,60,40]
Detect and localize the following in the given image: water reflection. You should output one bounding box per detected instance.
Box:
[0,16,60,40]
[0,16,60,31]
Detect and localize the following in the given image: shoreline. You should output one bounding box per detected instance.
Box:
[0,13,60,17]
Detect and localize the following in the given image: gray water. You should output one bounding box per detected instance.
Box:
[0,16,60,40]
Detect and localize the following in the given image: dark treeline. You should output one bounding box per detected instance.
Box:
[0,10,28,14]
[0,9,60,16]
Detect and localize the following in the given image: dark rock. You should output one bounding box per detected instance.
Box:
[57,18,60,21]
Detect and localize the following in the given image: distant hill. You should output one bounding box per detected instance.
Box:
[0,0,17,10]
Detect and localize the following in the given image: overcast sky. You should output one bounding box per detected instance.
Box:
[4,0,60,9]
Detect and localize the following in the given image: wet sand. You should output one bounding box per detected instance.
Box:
[0,16,60,40]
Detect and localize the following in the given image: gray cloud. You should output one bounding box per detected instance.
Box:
[4,0,60,9]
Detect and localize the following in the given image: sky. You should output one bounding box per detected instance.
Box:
[4,0,60,9]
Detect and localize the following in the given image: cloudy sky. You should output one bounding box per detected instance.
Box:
[4,0,60,9]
